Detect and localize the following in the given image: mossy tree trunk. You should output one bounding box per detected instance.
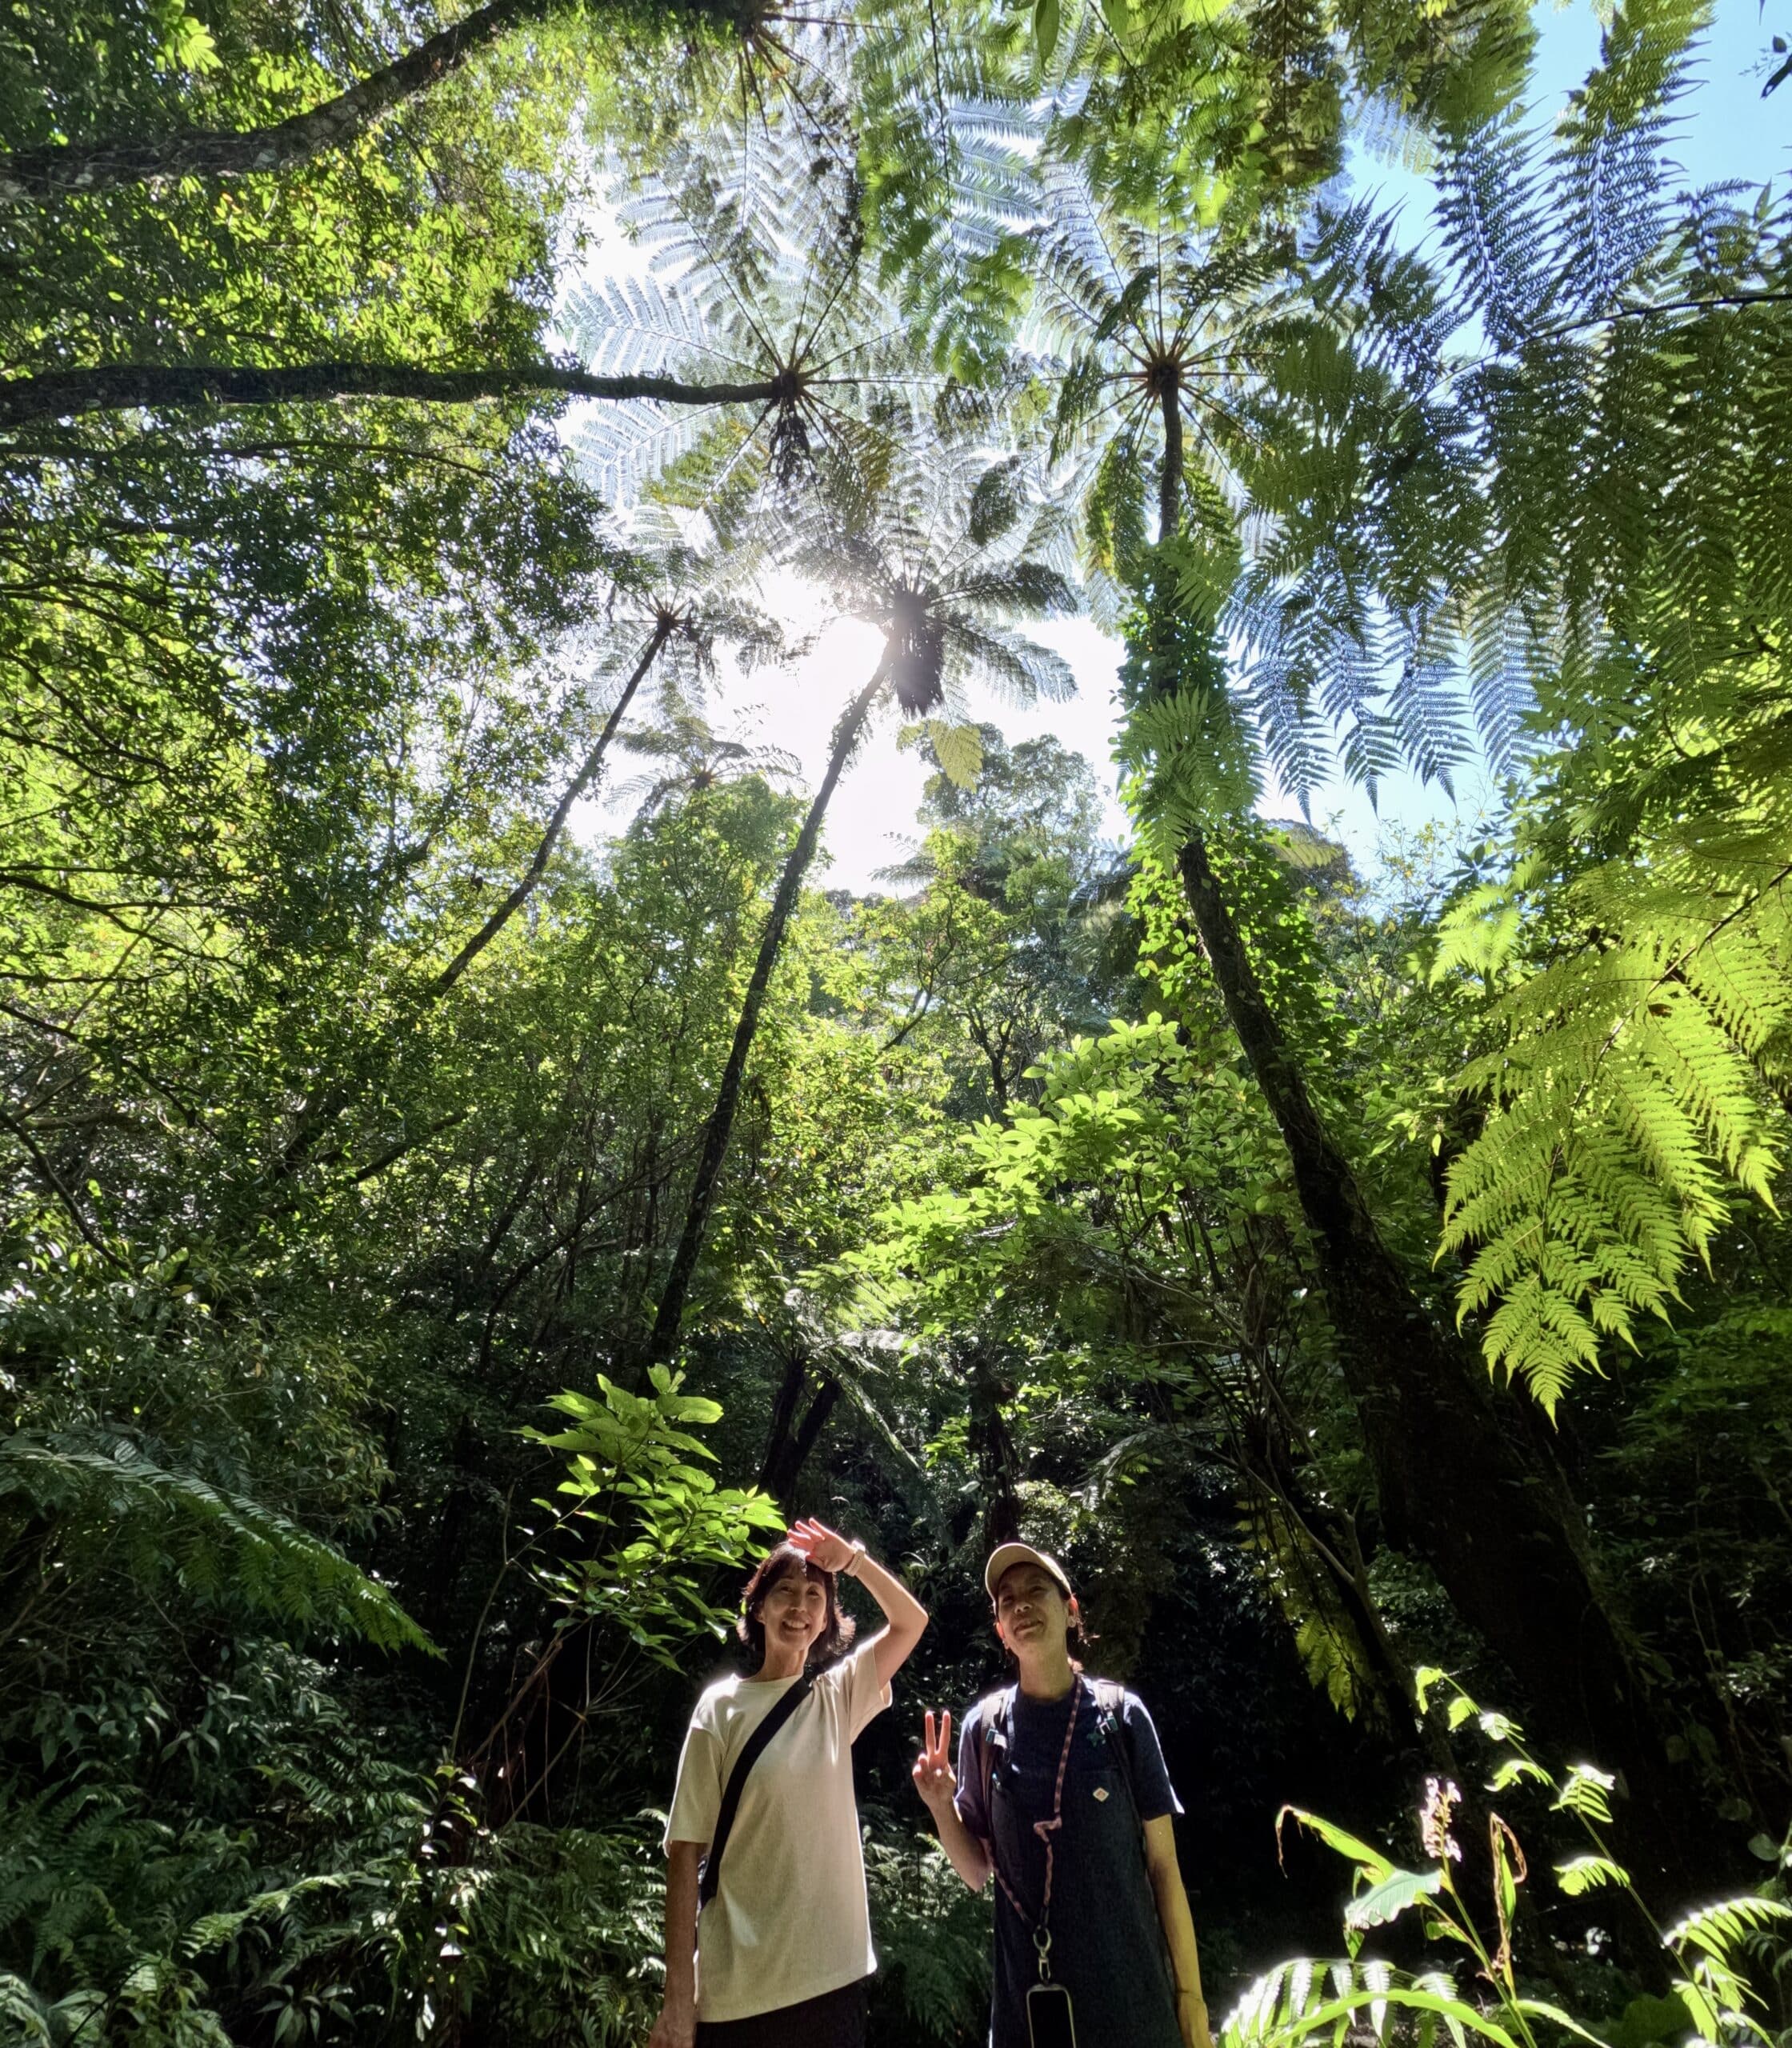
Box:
[1151,399,1722,1897]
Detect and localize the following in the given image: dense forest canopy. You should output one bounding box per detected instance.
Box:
[2,0,1790,2042]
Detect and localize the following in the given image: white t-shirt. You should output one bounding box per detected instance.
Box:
[664,1639,891,2023]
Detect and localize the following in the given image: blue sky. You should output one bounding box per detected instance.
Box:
[582,1,1791,892]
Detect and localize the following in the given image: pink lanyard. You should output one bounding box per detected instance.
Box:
[990,1675,1082,1984]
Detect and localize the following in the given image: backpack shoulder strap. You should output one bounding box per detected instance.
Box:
[1093,1678,1144,1835]
[697,1669,816,1910]
[970,1684,1017,1847]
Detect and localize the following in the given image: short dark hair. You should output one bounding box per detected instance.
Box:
[737,1543,858,1668]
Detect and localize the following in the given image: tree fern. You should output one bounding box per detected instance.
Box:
[1220,2,1792,1398]
[566,114,942,518]
[0,1433,434,1654]
[1230,3,1756,788]
[778,437,1080,724]
[1021,165,1307,613]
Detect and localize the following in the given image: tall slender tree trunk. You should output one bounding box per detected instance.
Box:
[968,1350,1022,1550]
[0,363,788,433]
[1177,834,1705,1881]
[1150,399,1722,1893]
[646,656,889,1366]
[431,616,674,996]
[1158,383,1184,548]
[758,1352,842,1510]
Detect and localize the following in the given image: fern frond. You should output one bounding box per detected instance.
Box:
[0,1434,435,1654]
[1438,730,1792,1406]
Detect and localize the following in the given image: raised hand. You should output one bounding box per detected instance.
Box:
[911,1708,956,1812]
[785,1517,857,1574]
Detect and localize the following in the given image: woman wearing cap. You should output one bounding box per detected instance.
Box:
[911,1542,1210,2048]
[650,1518,928,2048]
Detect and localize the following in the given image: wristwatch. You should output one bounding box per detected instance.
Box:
[842,1541,867,1578]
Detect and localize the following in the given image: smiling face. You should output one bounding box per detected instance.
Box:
[754,1558,830,1662]
[993,1562,1078,1660]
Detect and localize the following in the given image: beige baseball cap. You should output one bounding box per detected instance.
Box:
[983,1542,1074,1601]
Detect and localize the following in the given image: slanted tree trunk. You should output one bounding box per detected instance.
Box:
[0,362,790,433]
[647,657,889,1366]
[0,0,619,202]
[273,622,677,1174]
[430,615,675,996]
[1150,389,1722,1894]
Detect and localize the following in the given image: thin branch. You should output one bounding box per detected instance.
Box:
[0,362,795,433]
[429,618,677,996]
[0,1107,126,1266]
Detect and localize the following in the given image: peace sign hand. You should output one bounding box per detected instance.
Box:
[786,1518,858,1574]
[912,1709,957,1814]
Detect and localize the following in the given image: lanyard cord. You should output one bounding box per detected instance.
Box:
[990,1674,1082,1983]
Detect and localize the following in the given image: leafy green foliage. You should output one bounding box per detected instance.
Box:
[860,729,1132,1112]
[1116,547,1262,842]
[0,1432,432,1654]
[0,1638,670,2045]
[1434,700,1792,1406]
[864,1832,992,2036]
[525,1368,784,1663]
[1213,6,1792,1398]
[7,0,1792,2041]
[852,0,1534,374]
[1247,1670,1792,2048]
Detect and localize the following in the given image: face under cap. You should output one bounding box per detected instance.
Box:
[983,1541,1074,1602]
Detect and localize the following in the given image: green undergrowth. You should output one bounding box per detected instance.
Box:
[1222,1673,1792,2048]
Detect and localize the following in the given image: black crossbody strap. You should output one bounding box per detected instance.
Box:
[697,1670,817,1910]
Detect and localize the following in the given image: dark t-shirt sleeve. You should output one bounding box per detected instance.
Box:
[954,1699,991,1842]
[1121,1690,1182,1820]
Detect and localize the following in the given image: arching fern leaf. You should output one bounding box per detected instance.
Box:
[0,1433,434,1654]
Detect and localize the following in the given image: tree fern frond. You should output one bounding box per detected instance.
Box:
[1433,113,1550,346]
[0,1433,435,1653]
[1437,759,1792,1406]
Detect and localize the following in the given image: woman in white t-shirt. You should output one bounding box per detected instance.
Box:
[650,1518,928,2048]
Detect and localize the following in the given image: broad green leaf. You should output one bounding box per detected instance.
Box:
[1277,1806,1397,1882]
[1343,1867,1446,1931]
[1034,0,1061,66]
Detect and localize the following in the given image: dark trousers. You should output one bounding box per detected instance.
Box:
[694,1975,870,2048]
